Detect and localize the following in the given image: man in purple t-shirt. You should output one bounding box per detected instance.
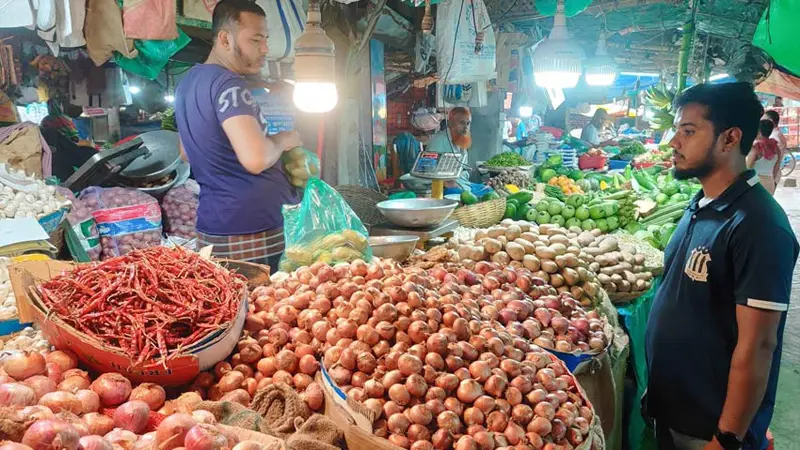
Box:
[175,0,301,268]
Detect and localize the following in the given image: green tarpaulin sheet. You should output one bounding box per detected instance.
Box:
[753,0,800,76]
[617,277,662,450]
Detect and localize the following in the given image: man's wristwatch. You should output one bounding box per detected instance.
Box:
[715,429,743,450]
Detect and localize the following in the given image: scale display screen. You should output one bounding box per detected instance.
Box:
[411,152,463,179]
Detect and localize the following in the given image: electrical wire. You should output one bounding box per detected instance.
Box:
[486,0,519,31]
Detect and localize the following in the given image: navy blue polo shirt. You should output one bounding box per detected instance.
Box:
[645,170,798,449]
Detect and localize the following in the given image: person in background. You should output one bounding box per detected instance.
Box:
[772,96,783,108]
[427,107,472,194]
[580,108,617,146]
[174,0,302,269]
[41,99,80,143]
[763,110,787,153]
[510,116,527,141]
[746,119,780,195]
[646,82,797,450]
[763,110,787,186]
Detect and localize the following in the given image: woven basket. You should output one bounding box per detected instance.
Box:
[335,185,388,228]
[451,197,506,228]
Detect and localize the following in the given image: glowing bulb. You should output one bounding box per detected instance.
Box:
[128,86,141,94]
[519,106,533,118]
[585,73,617,86]
[164,94,175,103]
[293,82,338,113]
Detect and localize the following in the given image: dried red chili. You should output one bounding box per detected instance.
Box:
[37,247,247,367]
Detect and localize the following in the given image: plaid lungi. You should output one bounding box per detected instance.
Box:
[197,229,284,268]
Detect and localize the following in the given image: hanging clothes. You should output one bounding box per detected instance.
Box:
[0,0,34,28]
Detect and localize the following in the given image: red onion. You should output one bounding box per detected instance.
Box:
[486,410,508,432]
[77,436,112,450]
[156,413,197,450]
[39,391,83,414]
[457,379,483,403]
[4,352,47,380]
[0,383,36,406]
[129,383,166,411]
[83,413,115,436]
[184,424,230,450]
[90,373,132,407]
[436,411,461,433]
[22,420,80,450]
[113,401,150,433]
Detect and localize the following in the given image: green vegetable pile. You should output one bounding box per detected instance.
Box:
[501,190,534,220]
[528,192,631,233]
[486,152,531,167]
[161,108,176,132]
[611,140,647,160]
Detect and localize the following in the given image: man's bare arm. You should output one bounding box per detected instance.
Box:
[716,305,782,438]
[221,115,284,174]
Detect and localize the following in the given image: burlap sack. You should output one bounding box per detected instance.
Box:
[250,383,310,439]
[84,0,137,66]
[285,415,345,450]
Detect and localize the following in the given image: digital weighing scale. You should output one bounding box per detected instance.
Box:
[410,151,465,199]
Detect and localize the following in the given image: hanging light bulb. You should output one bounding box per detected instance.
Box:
[532,0,585,89]
[293,0,338,113]
[585,32,617,86]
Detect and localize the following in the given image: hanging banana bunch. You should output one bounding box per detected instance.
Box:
[644,83,676,132]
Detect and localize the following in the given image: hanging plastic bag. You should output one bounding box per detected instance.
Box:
[80,187,163,259]
[282,147,320,189]
[122,0,178,40]
[113,27,190,80]
[255,0,305,61]
[161,179,199,239]
[436,0,497,85]
[279,178,371,273]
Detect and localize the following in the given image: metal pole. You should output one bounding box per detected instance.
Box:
[677,0,699,93]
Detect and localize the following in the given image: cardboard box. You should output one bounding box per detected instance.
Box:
[8,259,246,386]
[183,0,219,22]
[318,366,401,450]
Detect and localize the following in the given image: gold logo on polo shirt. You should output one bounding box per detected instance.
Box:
[685,246,711,282]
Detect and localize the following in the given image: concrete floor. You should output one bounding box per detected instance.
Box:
[770,184,800,450]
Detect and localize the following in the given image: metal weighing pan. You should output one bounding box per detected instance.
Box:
[120,130,181,182]
[376,198,458,228]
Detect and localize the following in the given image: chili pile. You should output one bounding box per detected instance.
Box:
[37,247,247,366]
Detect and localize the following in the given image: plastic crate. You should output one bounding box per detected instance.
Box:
[609,160,630,170]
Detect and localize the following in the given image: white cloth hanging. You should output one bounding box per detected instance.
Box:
[0,0,35,28]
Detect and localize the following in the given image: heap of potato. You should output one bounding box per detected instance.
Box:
[449,219,655,302]
[449,221,602,308]
[576,233,653,295]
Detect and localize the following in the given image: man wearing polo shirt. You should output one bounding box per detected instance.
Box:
[645,82,798,450]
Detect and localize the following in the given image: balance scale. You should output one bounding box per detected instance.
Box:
[371,151,463,247]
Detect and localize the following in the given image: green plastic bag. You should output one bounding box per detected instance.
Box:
[752,0,800,76]
[279,178,371,273]
[114,28,191,80]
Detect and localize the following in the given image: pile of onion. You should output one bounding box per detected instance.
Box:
[190,258,596,449]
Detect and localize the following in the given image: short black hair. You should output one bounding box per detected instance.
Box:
[211,0,265,43]
[765,110,780,125]
[674,82,763,155]
[759,119,774,138]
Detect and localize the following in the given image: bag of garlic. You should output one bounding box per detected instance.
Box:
[0,164,71,231]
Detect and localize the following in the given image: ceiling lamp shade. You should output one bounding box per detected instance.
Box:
[585,33,617,86]
[293,0,338,113]
[532,0,585,89]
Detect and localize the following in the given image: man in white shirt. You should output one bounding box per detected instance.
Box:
[427,107,472,192]
[581,108,617,147]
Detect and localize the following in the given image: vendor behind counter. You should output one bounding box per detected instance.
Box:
[425,107,488,196]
